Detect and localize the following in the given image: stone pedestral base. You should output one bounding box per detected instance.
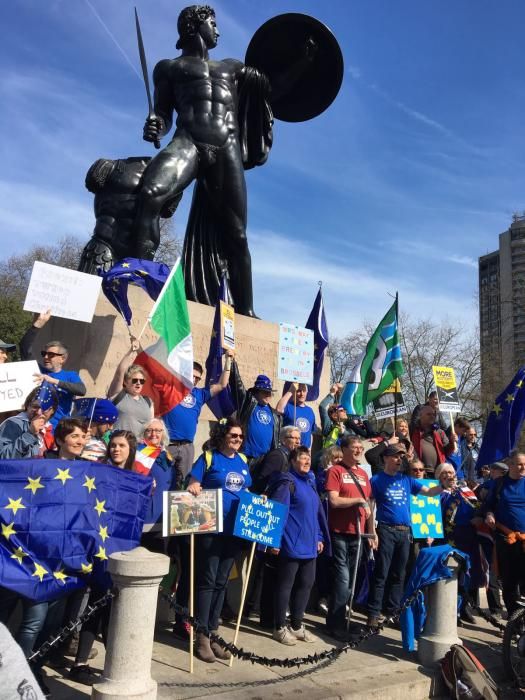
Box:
[36,286,330,448]
[417,558,462,667]
[91,547,169,700]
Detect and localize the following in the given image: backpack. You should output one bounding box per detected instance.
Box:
[440,644,499,699]
[249,447,289,495]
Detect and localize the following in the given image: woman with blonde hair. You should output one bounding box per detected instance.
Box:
[107,338,153,436]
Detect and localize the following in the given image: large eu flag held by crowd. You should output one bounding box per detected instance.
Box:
[0,459,152,602]
[477,365,525,467]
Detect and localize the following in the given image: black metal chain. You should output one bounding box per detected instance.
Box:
[160,587,423,669]
[28,590,117,663]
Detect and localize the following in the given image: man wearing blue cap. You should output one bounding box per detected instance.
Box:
[229,361,280,460]
[77,399,119,461]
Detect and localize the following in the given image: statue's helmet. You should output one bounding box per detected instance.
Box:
[176,5,215,49]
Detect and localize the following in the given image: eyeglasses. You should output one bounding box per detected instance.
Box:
[41,350,64,359]
[227,433,243,439]
[145,428,163,434]
[130,378,146,385]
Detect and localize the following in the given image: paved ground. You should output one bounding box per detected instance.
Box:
[42,602,518,699]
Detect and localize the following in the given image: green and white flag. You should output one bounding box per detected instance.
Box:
[340,298,403,415]
[136,259,193,414]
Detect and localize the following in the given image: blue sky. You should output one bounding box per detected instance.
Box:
[3,0,525,337]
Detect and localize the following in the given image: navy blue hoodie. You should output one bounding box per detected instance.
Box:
[268,468,330,558]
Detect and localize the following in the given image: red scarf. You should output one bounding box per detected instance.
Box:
[411,428,447,464]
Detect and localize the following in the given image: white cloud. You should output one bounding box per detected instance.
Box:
[249,228,475,337]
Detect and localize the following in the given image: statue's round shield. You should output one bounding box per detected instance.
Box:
[245,13,344,123]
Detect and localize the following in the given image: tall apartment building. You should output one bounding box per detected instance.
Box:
[479,216,525,410]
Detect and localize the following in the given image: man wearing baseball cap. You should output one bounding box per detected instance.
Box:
[367,442,443,628]
[229,362,280,460]
[0,339,16,364]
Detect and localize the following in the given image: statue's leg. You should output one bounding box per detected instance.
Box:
[206,141,255,317]
[133,135,198,258]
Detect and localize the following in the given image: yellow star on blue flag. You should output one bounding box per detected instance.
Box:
[0,459,153,602]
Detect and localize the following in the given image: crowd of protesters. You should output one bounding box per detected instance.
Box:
[0,315,524,694]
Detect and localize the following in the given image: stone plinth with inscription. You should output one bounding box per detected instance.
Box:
[35,286,330,449]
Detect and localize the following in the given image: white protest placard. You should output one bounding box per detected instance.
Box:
[0,360,40,412]
[23,261,102,323]
[277,323,314,384]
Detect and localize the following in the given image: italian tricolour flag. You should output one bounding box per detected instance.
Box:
[136,259,193,415]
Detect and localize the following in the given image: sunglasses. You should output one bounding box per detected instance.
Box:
[41,350,64,359]
[227,433,243,439]
[130,378,146,385]
[411,468,425,473]
[193,375,202,382]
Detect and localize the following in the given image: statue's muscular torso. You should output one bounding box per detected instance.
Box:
[153,56,244,147]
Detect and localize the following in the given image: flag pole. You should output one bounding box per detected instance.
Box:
[136,258,180,341]
[394,292,399,429]
[229,541,256,667]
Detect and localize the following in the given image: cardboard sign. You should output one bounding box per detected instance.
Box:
[277,323,314,384]
[409,479,443,539]
[233,491,288,548]
[23,261,102,323]
[373,379,408,419]
[162,489,223,536]
[220,301,235,351]
[0,360,40,412]
[432,365,461,413]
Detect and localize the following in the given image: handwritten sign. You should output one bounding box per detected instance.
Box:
[0,361,40,412]
[23,261,102,323]
[277,323,314,384]
[220,301,235,351]
[410,479,443,539]
[233,491,287,548]
[432,365,461,413]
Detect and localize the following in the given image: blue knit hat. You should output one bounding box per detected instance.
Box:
[76,398,119,424]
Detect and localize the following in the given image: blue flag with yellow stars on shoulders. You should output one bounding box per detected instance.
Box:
[101,258,170,325]
[477,366,525,468]
[0,459,152,602]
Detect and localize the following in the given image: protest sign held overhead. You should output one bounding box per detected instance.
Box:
[409,479,443,539]
[372,378,407,419]
[162,490,223,537]
[220,301,235,351]
[23,261,102,323]
[233,491,287,548]
[277,323,314,385]
[0,360,40,412]
[432,365,461,413]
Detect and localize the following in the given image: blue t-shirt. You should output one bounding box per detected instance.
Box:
[485,475,525,532]
[163,387,211,441]
[243,404,274,458]
[40,368,83,427]
[282,404,316,447]
[371,471,423,526]
[190,451,252,533]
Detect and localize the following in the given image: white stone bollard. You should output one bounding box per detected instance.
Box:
[417,555,462,667]
[92,547,170,700]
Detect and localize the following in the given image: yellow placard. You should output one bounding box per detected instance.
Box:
[383,378,402,393]
[220,301,235,351]
[432,365,457,391]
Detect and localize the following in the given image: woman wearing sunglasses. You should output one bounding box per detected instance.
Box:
[108,340,154,437]
[186,417,251,663]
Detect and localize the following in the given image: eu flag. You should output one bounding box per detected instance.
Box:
[477,366,525,468]
[283,288,329,401]
[205,276,235,419]
[101,258,170,325]
[0,459,152,602]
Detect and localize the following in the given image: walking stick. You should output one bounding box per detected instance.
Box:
[189,533,194,674]
[346,518,363,631]
[229,541,256,667]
